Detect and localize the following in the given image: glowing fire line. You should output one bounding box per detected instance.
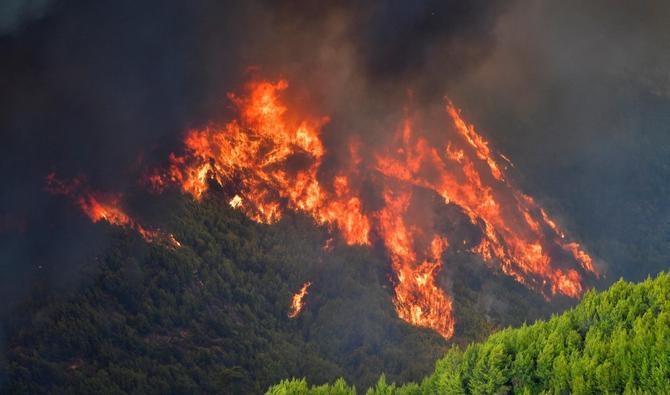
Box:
[148,78,597,339]
[46,173,181,248]
[288,281,311,318]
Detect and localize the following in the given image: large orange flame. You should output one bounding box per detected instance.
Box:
[151,79,597,339]
[375,103,597,300]
[153,80,371,245]
[288,281,312,318]
[377,185,454,338]
[46,173,181,248]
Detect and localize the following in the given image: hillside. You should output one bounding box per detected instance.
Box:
[4,192,561,394]
[268,272,670,394]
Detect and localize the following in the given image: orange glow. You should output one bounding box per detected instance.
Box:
[288,281,311,318]
[46,173,181,248]
[156,78,598,339]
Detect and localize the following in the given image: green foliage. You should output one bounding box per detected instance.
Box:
[268,273,670,394]
[266,378,356,395]
[3,192,575,394]
[5,195,447,394]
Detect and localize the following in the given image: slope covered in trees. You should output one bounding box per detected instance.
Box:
[4,192,560,394]
[268,272,670,394]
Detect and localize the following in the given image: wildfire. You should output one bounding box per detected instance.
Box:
[46,173,181,248]
[375,104,597,300]
[288,281,312,318]
[152,78,598,339]
[151,79,371,245]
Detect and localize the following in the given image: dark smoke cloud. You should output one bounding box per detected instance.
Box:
[268,0,506,98]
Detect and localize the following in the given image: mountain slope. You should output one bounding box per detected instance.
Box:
[4,192,560,394]
[268,272,670,394]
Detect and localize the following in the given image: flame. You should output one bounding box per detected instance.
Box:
[229,194,243,208]
[376,103,597,300]
[154,78,598,339]
[154,80,371,245]
[377,186,454,338]
[288,281,311,318]
[46,173,181,248]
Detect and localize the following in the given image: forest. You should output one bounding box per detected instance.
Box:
[5,192,567,394]
[268,272,670,394]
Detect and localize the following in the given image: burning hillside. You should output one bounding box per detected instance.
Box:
[145,78,598,339]
[46,173,181,248]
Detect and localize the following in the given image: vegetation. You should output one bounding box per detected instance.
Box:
[267,272,670,394]
[4,192,557,394]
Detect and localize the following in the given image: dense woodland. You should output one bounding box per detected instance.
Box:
[4,192,562,394]
[268,272,670,394]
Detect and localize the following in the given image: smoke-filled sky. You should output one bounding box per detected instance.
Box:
[1,0,670,315]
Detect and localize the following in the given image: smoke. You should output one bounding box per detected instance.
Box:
[0,0,54,35]
[450,0,670,158]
